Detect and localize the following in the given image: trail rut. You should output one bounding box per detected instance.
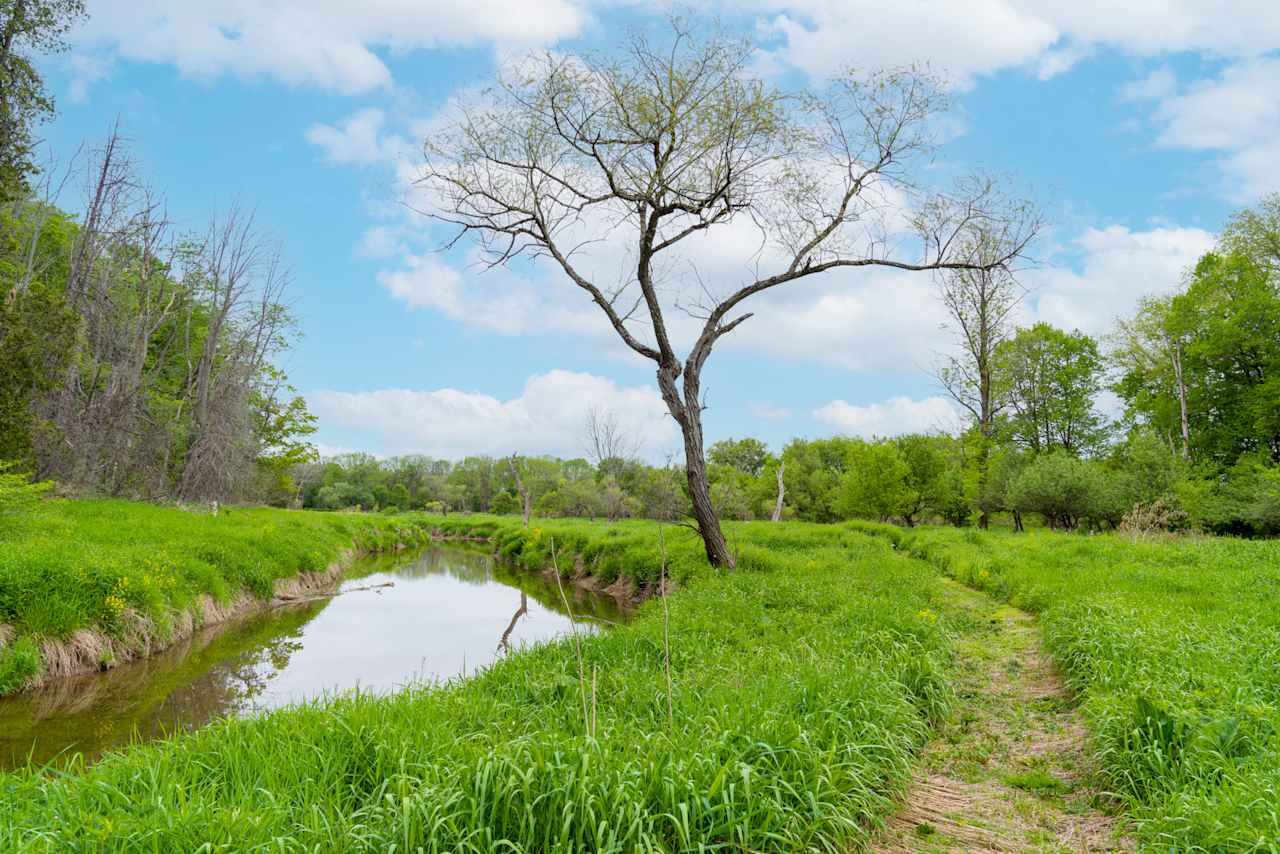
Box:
[873,580,1132,853]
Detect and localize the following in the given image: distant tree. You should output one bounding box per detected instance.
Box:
[421,24,1038,565]
[838,440,909,522]
[996,323,1108,455]
[0,0,86,200]
[978,445,1031,531]
[507,453,532,526]
[1007,452,1102,531]
[893,433,948,527]
[781,437,858,522]
[583,406,641,471]
[1111,293,1193,459]
[934,234,1025,527]
[1220,192,1280,277]
[708,437,769,477]
[1173,253,1280,465]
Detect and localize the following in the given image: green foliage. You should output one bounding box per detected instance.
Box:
[1183,455,1280,537]
[838,439,910,522]
[996,323,1108,454]
[888,526,1280,851]
[1,519,955,852]
[1007,451,1103,530]
[0,460,50,516]
[707,437,769,476]
[0,0,87,199]
[0,635,39,695]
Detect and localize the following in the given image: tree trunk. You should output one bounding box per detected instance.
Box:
[1172,341,1190,460]
[1012,510,1024,533]
[508,453,531,528]
[682,422,734,566]
[770,459,785,522]
[656,359,734,567]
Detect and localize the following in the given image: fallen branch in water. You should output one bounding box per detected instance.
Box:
[270,581,395,607]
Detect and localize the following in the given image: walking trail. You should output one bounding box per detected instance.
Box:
[872,579,1133,853]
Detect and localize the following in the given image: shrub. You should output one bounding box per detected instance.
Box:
[1007,452,1102,530]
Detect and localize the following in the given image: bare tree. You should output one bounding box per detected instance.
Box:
[178,205,292,500]
[583,405,640,468]
[933,234,1027,527]
[419,25,1038,565]
[771,459,785,522]
[507,452,532,527]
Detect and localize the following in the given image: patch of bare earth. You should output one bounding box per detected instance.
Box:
[872,580,1132,853]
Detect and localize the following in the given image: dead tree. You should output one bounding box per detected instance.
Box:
[420,25,1039,566]
[178,205,291,501]
[771,459,785,522]
[507,453,532,527]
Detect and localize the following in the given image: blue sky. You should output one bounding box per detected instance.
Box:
[38,2,1280,461]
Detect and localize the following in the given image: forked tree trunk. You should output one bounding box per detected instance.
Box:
[658,362,734,567]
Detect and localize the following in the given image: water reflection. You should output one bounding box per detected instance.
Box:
[0,546,625,768]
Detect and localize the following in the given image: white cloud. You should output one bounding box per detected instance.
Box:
[813,395,962,437]
[1029,224,1216,335]
[1120,65,1176,102]
[753,1,1280,84]
[71,0,591,95]
[1144,57,1280,200]
[306,108,408,164]
[307,369,676,459]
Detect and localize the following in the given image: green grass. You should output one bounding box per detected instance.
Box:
[0,517,959,852]
[0,500,433,694]
[883,525,1280,852]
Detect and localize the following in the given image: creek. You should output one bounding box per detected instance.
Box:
[0,545,626,768]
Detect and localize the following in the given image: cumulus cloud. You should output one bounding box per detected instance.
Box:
[753,1,1280,84]
[1028,224,1216,334]
[1142,57,1280,201]
[305,108,412,164]
[70,0,590,95]
[813,395,962,437]
[307,369,676,459]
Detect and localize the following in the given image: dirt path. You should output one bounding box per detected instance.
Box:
[873,579,1132,853]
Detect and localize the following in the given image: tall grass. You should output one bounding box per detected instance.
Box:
[1,519,956,852]
[885,525,1280,852]
[0,500,433,694]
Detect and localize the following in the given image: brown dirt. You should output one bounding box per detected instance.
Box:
[872,581,1133,854]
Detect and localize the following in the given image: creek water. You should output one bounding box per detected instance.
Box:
[0,545,626,768]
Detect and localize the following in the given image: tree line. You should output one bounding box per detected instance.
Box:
[305,191,1280,538]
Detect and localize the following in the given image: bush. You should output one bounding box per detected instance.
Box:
[1186,456,1280,536]
[1007,452,1102,530]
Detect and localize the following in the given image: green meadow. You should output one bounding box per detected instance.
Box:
[884,525,1280,851]
[3,509,1279,851]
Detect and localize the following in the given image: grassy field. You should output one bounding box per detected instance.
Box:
[880,525,1280,852]
[0,500,434,694]
[1,517,960,852]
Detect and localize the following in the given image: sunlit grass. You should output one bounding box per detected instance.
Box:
[884,524,1280,851]
[1,518,956,853]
